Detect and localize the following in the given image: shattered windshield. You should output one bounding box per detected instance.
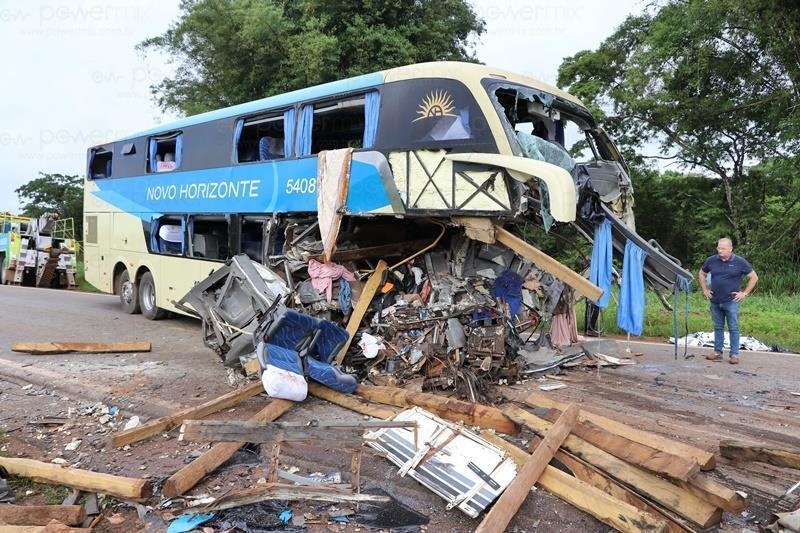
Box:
[487,83,618,169]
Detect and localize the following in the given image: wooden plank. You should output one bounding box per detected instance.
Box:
[354,384,520,435]
[199,482,389,513]
[0,457,151,502]
[720,439,800,470]
[0,524,93,533]
[475,404,579,533]
[10,341,151,355]
[109,381,264,448]
[536,408,700,481]
[503,406,722,529]
[530,436,691,533]
[494,226,602,301]
[308,382,398,419]
[161,399,294,498]
[334,260,387,365]
[179,419,415,444]
[523,391,716,470]
[0,505,86,526]
[481,433,669,533]
[673,474,748,514]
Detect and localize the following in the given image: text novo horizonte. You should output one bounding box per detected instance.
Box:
[146,180,261,201]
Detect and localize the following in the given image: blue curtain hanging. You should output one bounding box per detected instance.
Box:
[150,217,160,252]
[148,138,158,172]
[297,105,314,156]
[589,218,612,308]
[363,91,380,148]
[232,119,244,163]
[179,216,186,255]
[617,240,647,335]
[283,108,296,157]
[174,134,183,168]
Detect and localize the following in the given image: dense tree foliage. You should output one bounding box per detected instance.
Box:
[15,173,83,238]
[558,0,800,249]
[139,0,485,115]
[558,0,800,291]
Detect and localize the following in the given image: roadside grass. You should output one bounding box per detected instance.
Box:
[75,261,99,293]
[578,289,800,352]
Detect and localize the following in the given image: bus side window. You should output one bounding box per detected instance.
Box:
[236,111,290,163]
[158,224,183,254]
[189,216,229,261]
[89,148,112,179]
[299,91,379,156]
[148,132,183,172]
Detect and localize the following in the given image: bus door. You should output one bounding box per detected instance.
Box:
[83,213,112,291]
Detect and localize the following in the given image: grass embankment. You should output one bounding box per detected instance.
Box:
[74,261,98,292]
[582,289,800,352]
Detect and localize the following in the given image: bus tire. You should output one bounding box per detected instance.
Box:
[117,269,141,314]
[139,271,167,320]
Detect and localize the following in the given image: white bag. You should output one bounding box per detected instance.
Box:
[260,364,307,401]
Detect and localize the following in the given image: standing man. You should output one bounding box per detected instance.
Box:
[698,238,758,364]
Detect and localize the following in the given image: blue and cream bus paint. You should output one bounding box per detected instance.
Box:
[84,61,639,319]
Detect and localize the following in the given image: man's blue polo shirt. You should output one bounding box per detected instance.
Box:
[701,254,753,303]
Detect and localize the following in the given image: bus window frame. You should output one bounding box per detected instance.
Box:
[147,131,183,173]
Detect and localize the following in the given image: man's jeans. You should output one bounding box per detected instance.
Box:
[710,300,740,356]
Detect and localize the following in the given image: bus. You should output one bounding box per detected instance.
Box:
[83,61,689,320]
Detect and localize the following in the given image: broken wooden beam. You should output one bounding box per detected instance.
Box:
[308,382,398,419]
[355,384,520,435]
[503,405,722,529]
[0,523,93,532]
[196,482,389,513]
[161,399,294,498]
[528,435,691,533]
[475,404,579,533]
[179,419,415,445]
[535,407,700,481]
[0,505,86,526]
[523,391,716,470]
[335,259,387,365]
[494,226,602,301]
[481,432,669,533]
[719,439,800,470]
[10,341,151,355]
[109,381,264,448]
[0,457,151,501]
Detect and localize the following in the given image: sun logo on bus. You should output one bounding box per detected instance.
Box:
[414,90,456,122]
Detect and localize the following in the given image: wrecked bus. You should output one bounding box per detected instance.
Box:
[83,61,689,322]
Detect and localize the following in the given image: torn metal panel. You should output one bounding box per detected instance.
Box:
[365,407,517,518]
[317,148,352,262]
[445,152,576,222]
[389,150,512,212]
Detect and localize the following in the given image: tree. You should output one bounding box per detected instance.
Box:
[15,173,83,238]
[557,0,800,247]
[138,0,485,116]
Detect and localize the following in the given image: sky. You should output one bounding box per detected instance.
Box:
[0,0,644,214]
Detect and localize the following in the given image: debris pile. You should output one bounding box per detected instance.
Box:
[179,219,635,403]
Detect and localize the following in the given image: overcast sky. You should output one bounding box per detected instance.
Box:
[0,0,643,214]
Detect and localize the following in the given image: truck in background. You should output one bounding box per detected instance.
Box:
[0,212,78,289]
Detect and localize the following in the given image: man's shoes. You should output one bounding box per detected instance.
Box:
[706,353,723,361]
[729,357,739,365]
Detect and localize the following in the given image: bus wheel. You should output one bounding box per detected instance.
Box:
[139,271,167,320]
[117,270,141,314]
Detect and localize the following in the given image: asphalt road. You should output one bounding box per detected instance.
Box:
[0,285,233,417]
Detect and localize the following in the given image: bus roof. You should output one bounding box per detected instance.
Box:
[113,61,586,144]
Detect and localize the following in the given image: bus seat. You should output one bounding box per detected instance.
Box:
[258,137,281,161]
[158,224,183,254]
[193,234,219,259]
[163,152,175,162]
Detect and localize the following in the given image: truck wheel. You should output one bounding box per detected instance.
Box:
[117,270,141,314]
[139,271,167,320]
